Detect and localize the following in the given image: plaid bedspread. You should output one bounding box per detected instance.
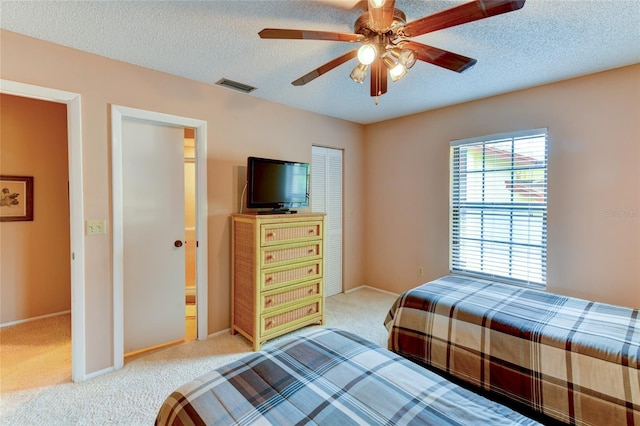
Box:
[156,327,540,425]
[385,275,640,426]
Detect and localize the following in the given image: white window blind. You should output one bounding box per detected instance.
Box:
[450,128,548,287]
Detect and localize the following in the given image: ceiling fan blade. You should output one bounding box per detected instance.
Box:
[370,56,387,97]
[259,28,363,42]
[368,0,396,32]
[402,41,477,73]
[292,49,358,86]
[403,0,525,37]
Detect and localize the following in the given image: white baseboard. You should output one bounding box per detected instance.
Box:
[344,285,399,297]
[0,310,71,328]
[84,366,114,381]
[207,328,231,339]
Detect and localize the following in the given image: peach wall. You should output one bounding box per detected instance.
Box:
[0,94,71,322]
[3,27,636,379]
[364,64,640,309]
[0,30,365,375]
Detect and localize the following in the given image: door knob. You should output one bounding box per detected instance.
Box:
[174,240,183,248]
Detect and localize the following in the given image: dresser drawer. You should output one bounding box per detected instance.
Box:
[261,299,321,336]
[260,220,323,246]
[260,241,322,268]
[261,260,323,292]
[261,280,322,312]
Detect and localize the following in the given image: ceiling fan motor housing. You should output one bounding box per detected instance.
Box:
[354,8,407,40]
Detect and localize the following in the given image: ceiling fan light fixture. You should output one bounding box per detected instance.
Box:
[368,0,385,8]
[390,65,407,82]
[384,56,407,82]
[382,55,396,69]
[390,47,417,69]
[350,63,368,84]
[357,44,377,65]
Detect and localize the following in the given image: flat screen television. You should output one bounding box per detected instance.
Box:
[246,156,310,213]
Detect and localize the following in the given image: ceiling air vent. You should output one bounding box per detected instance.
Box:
[215,78,256,93]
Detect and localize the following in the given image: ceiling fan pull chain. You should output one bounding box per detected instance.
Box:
[375,96,379,105]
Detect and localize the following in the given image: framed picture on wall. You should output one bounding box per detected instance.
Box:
[0,175,34,222]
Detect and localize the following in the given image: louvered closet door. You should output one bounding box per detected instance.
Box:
[312,146,343,297]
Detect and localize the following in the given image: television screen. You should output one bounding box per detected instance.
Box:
[247,156,309,211]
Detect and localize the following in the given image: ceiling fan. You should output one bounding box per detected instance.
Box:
[259,0,526,102]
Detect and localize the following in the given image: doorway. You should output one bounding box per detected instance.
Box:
[111,105,207,370]
[0,94,70,390]
[0,79,85,382]
[184,129,197,341]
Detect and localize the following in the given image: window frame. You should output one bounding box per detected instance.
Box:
[449,128,548,288]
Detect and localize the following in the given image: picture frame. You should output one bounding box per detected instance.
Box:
[0,175,34,222]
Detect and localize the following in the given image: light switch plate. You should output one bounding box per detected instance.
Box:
[86,219,107,235]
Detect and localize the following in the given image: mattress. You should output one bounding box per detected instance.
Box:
[385,275,640,426]
[156,327,540,425]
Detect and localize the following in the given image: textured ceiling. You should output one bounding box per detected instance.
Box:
[1,0,639,124]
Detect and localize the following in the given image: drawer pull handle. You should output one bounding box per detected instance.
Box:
[268,232,275,237]
[308,229,315,234]
[265,298,272,305]
[266,255,274,260]
[308,249,315,254]
[308,269,314,274]
[308,308,314,314]
[265,277,273,282]
[266,320,273,327]
[308,288,314,294]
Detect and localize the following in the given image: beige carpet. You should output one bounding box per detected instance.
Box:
[0,288,397,425]
[0,314,72,393]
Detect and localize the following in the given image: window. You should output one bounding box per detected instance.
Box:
[450,128,548,288]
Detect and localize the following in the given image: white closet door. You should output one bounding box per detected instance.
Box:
[312,146,343,297]
[312,149,327,212]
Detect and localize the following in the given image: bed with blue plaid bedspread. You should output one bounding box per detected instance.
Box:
[156,327,540,425]
[385,275,640,426]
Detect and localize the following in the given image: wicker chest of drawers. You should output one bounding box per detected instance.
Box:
[231,213,325,350]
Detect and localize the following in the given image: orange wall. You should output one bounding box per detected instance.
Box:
[364,64,640,309]
[0,30,366,375]
[0,94,71,322]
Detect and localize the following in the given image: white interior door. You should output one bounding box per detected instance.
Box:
[312,146,343,297]
[122,119,185,354]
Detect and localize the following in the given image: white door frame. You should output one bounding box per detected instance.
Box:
[111,105,208,370]
[0,79,86,382]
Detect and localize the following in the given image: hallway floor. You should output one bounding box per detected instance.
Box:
[0,314,71,393]
[2,305,197,392]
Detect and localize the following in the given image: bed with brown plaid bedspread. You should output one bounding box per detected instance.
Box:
[384,275,640,426]
[156,327,540,425]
